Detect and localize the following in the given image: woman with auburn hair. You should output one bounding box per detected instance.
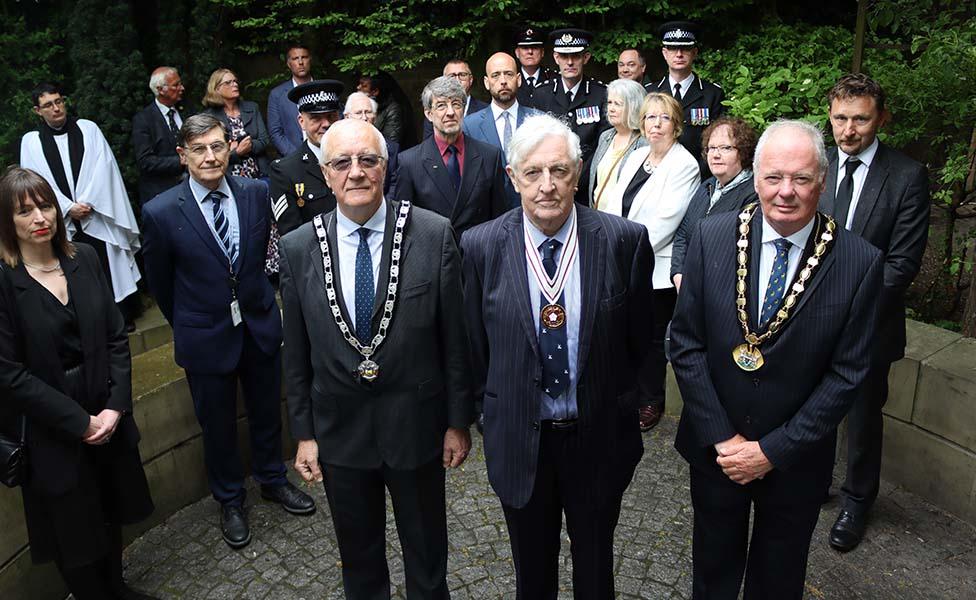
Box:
[0,167,155,599]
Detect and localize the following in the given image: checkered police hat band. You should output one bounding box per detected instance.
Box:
[299,91,338,106]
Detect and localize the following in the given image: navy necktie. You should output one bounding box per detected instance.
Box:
[354,228,374,344]
[539,239,569,400]
[207,190,237,265]
[446,144,461,191]
[167,108,179,139]
[834,156,862,229]
[761,238,791,327]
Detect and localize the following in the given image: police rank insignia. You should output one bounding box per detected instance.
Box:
[295,183,305,207]
[690,108,711,126]
[575,105,600,125]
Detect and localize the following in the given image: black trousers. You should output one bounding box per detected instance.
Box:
[184,326,287,507]
[648,287,677,409]
[56,523,125,600]
[689,464,829,600]
[840,361,892,514]
[322,456,449,600]
[501,425,630,600]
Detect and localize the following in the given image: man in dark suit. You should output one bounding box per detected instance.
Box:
[530,29,608,205]
[267,42,314,157]
[141,114,314,550]
[343,91,400,198]
[282,118,473,599]
[461,114,654,598]
[513,27,556,107]
[645,22,725,174]
[268,80,342,237]
[397,76,508,241]
[422,59,489,140]
[819,74,930,552]
[670,120,884,599]
[131,66,187,205]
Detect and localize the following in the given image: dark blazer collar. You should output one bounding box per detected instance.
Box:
[420,136,459,213]
[301,142,327,184]
[455,137,484,220]
[849,142,890,234]
[177,178,241,273]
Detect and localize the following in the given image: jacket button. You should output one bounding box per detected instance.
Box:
[752,378,759,387]
[745,416,752,425]
[532,421,540,431]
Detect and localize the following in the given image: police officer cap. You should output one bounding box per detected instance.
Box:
[288,80,344,114]
[515,27,546,47]
[659,21,698,47]
[550,28,593,54]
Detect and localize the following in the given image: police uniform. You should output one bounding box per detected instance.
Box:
[646,22,725,172]
[268,80,342,237]
[513,27,557,108]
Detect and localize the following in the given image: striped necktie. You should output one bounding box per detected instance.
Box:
[207,190,237,265]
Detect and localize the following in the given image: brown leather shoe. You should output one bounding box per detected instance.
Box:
[638,405,663,432]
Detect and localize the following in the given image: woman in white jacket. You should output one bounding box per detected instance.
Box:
[600,92,700,431]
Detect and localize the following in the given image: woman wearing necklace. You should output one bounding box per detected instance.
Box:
[0,167,155,599]
[600,92,700,431]
[671,117,759,292]
[588,78,648,208]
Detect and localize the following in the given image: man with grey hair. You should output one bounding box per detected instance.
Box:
[461,113,654,598]
[142,113,315,551]
[397,76,507,240]
[131,66,187,204]
[344,90,399,196]
[422,58,489,139]
[670,119,883,598]
[282,117,474,599]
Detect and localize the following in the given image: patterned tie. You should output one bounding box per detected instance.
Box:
[207,190,237,265]
[167,108,179,139]
[760,238,792,327]
[673,82,683,103]
[539,239,570,400]
[446,144,461,191]
[833,156,861,230]
[354,228,374,344]
[502,111,513,154]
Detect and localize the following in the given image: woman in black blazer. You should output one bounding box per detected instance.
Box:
[0,167,154,600]
[201,68,272,177]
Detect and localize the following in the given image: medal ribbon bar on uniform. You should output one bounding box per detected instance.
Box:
[524,209,579,306]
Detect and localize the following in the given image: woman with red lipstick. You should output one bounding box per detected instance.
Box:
[0,167,155,599]
[600,92,701,431]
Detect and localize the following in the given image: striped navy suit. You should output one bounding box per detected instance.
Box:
[461,206,654,598]
[671,207,883,599]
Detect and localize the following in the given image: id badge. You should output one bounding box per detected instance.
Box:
[230,299,242,326]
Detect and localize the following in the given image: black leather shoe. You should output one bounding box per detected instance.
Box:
[829,509,865,552]
[261,482,316,515]
[220,504,251,549]
[476,412,484,435]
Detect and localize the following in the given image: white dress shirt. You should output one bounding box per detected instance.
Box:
[668,73,696,98]
[835,137,879,230]
[757,215,815,308]
[188,176,240,263]
[335,201,387,320]
[491,100,520,148]
[561,79,582,101]
[155,99,182,129]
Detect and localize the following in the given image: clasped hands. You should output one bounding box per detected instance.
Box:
[83,409,121,445]
[714,433,773,485]
[293,427,472,484]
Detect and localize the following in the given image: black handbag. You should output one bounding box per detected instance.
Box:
[0,415,27,487]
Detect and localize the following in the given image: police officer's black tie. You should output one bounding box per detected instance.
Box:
[673,82,683,103]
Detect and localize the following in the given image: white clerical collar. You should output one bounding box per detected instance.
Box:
[668,73,695,93]
[336,199,387,239]
[307,140,323,163]
[188,176,232,206]
[561,79,582,97]
[837,136,879,170]
[760,212,815,249]
[155,99,177,117]
[491,100,519,122]
[524,206,576,250]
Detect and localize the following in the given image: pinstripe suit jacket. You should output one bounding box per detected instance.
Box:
[671,208,884,478]
[461,206,654,509]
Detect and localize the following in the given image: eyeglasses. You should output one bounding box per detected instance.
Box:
[324,154,385,172]
[430,100,464,113]
[347,109,375,119]
[185,142,229,157]
[446,72,472,80]
[706,145,737,155]
[218,79,239,87]
[37,97,66,110]
[643,113,673,123]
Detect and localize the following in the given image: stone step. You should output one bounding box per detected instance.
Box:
[127,304,172,358]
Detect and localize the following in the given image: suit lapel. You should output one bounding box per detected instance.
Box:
[302,143,327,185]
[573,209,604,373]
[371,202,401,322]
[9,265,69,392]
[420,137,458,213]
[850,145,889,234]
[504,214,539,358]
[226,176,251,274]
[747,209,762,329]
[61,255,97,364]
[177,181,230,268]
[820,149,839,213]
[681,81,704,110]
[454,142,483,221]
[788,213,836,319]
[316,211,355,328]
[477,112,502,150]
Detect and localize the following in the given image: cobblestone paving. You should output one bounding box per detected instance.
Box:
[125,417,976,599]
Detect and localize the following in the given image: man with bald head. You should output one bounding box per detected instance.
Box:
[670,119,883,598]
[132,66,187,204]
[280,118,474,599]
